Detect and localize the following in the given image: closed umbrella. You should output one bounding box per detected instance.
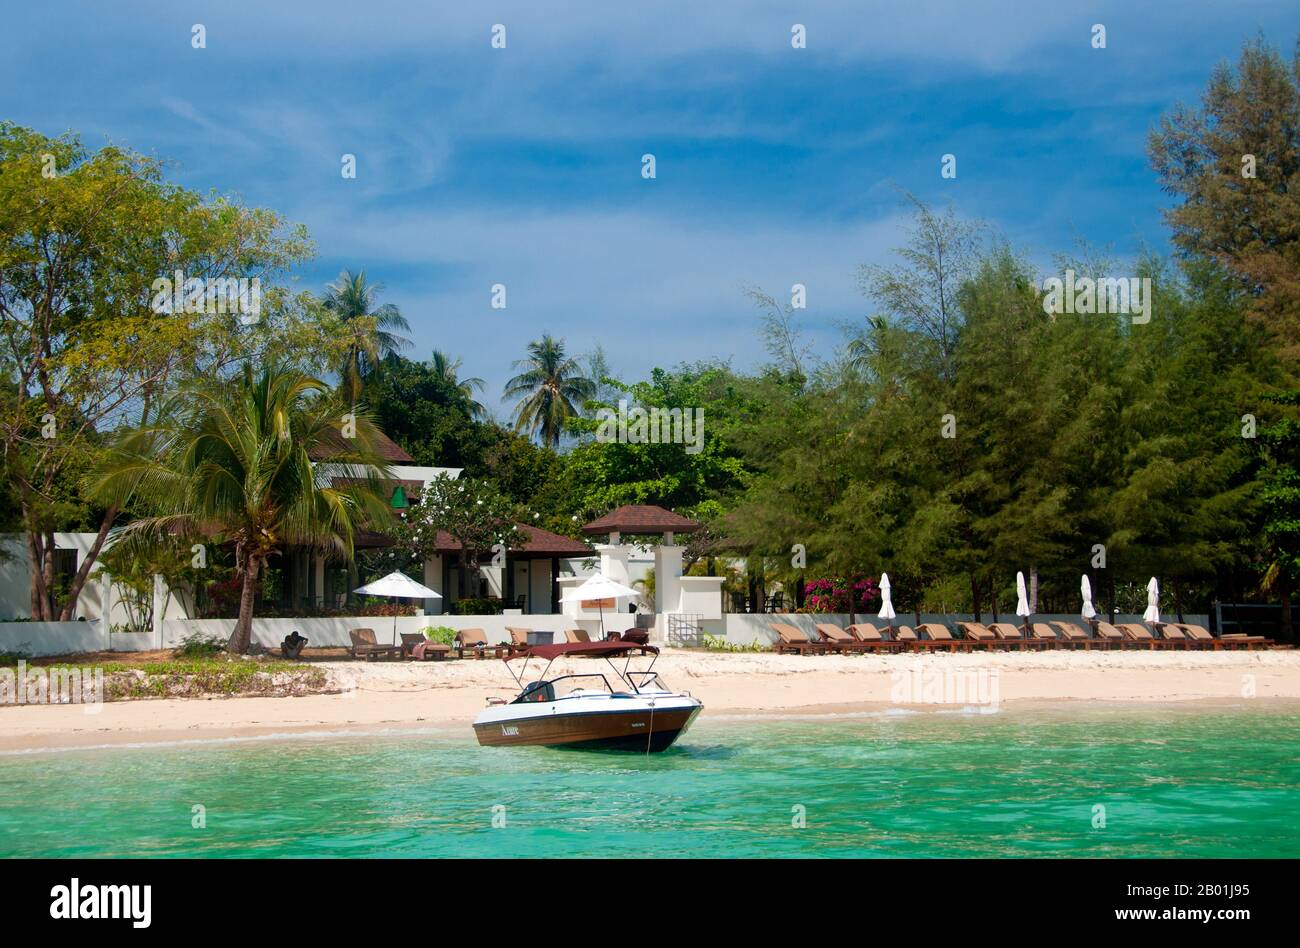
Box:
[1081,574,1097,619]
[1016,571,1032,633]
[1143,576,1160,626]
[878,572,897,636]
[560,573,640,638]
[353,571,442,645]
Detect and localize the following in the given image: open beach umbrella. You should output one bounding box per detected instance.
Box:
[1143,576,1160,625]
[878,573,897,634]
[561,572,640,637]
[1080,574,1097,620]
[353,571,441,645]
[1015,571,1032,631]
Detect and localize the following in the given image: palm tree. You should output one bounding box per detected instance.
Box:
[96,364,396,653]
[431,350,488,420]
[503,334,596,447]
[322,269,412,400]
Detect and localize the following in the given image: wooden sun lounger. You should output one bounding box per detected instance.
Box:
[771,623,832,655]
[987,622,1047,650]
[1030,622,1065,648]
[816,623,904,653]
[349,628,403,661]
[956,621,1016,650]
[845,623,907,651]
[914,623,967,651]
[1169,623,1268,650]
[1116,623,1182,649]
[505,626,533,655]
[1049,621,1107,649]
[1094,621,1137,648]
[455,628,506,659]
[564,628,592,644]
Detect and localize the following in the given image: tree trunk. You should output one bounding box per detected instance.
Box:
[970,574,983,622]
[57,505,118,620]
[227,558,261,654]
[26,531,45,618]
[1029,567,1039,614]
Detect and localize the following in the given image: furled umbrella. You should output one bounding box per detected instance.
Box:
[1081,574,1097,623]
[1016,571,1032,634]
[878,572,897,637]
[353,571,442,645]
[1143,576,1160,627]
[560,572,641,638]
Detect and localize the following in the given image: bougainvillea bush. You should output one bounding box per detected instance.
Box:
[801,576,880,613]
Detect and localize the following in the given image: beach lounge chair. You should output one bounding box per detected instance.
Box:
[1094,621,1133,647]
[455,628,503,659]
[621,629,651,646]
[1169,623,1267,650]
[845,623,907,651]
[401,633,451,661]
[986,622,1036,649]
[564,628,592,644]
[914,623,966,651]
[956,621,1014,650]
[349,628,403,661]
[1048,621,1102,649]
[505,626,533,655]
[1116,623,1181,650]
[771,623,832,655]
[816,623,903,653]
[1030,622,1064,648]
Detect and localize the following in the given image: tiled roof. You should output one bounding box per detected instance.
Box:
[309,426,414,464]
[581,504,701,535]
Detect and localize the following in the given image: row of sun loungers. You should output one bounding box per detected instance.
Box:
[771,620,1271,654]
[348,626,651,661]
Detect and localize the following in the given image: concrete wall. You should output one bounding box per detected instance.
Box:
[0,620,163,657]
[719,612,1210,646]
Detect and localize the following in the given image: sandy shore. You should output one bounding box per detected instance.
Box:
[3,649,1299,753]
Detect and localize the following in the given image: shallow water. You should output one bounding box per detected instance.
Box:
[1,706,1297,857]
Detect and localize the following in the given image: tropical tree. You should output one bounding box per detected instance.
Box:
[322,269,412,400]
[392,474,523,601]
[0,121,312,620]
[96,364,395,653]
[430,350,487,419]
[1148,36,1300,366]
[503,334,595,447]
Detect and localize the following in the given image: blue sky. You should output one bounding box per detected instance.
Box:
[2,1,1295,420]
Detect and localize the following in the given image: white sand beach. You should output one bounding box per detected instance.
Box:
[3,649,1300,753]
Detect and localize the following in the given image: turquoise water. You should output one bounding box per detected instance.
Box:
[2,707,1298,857]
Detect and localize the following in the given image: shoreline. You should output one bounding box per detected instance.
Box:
[3,650,1299,754]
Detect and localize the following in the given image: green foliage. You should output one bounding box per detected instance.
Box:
[421,625,457,645]
[173,632,226,659]
[504,334,595,447]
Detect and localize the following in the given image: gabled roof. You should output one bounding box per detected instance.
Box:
[581,504,701,536]
[433,524,593,558]
[309,426,414,464]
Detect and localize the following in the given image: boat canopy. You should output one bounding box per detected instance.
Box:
[508,641,659,661]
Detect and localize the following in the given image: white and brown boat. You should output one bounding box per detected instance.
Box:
[473,640,702,752]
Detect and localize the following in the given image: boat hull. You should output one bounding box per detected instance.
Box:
[474,702,701,752]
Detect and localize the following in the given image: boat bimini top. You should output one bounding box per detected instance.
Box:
[498,640,664,700]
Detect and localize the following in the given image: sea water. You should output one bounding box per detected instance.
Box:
[1,706,1297,858]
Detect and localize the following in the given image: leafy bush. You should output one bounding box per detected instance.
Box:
[702,633,765,653]
[173,632,226,659]
[421,625,457,645]
[451,597,501,615]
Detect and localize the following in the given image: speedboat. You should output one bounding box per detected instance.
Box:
[473,640,702,752]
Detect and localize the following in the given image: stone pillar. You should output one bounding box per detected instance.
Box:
[152,574,167,649]
[654,545,684,614]
[423,555,444,615]
[313,555,326,609]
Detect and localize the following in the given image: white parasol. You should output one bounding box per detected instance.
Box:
[353,571,442,645]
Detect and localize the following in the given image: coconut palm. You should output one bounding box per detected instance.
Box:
[322,269,412,400]
[95,364,396,653]
[431,350,488,420]
[503,334,596,447]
